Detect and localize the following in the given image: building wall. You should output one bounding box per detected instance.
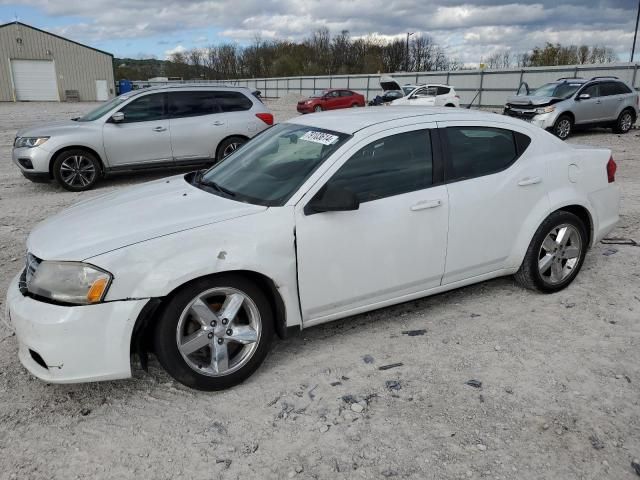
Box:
[0,22,115,102]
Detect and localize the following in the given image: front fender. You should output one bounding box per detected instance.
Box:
[87,207,302,327]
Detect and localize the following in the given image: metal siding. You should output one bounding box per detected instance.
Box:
[0,23,114,102]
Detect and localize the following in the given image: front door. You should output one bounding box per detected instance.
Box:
[323,90,341,110]
[438,122,549,284]
[295,125,449,324]
[102,92,172,167]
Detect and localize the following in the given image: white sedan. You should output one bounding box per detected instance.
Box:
[6,108,619,390]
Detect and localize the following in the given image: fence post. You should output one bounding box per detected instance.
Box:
[633,63,638,89]
[313,77,316,95]
[446,70,450,85]
[347,76,350,89]
[478,70,485,108]
[366,75,370,101]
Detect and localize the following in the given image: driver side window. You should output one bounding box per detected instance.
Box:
[581,84,599,98]
[120,93,167,123]
[325,129,433,203]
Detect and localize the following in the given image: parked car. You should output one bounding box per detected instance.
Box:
[378,76,461,107]
[297,89,365,113]
[504,76,639,140]
[12,85,273,191]
[6,107,619,390]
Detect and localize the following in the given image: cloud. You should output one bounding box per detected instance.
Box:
[2,0,637,61]
[164,44,186,59]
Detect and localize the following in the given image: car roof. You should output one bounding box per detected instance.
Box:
[122,84,252,98]
[287,107,511,135]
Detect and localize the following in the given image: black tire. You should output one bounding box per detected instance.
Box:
[314,105,323,112]
[515,211,588,293]
[153,274,274,391]
[52,149,101,192]
[445,103,456,107]
[216,136,247,162]
[613,109,634,134]
[552,114,573,140]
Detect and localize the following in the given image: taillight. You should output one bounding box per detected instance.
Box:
[255,113,274,125]
[607,156,617,183]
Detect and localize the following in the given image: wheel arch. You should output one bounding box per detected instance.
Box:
[620,106,637,122]
[129,269,289,368]
[557,111,575,124]
[49,145,105,179]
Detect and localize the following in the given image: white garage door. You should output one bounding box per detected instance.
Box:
[11,60,59,101]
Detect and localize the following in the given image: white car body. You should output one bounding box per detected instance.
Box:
[380,76,460,107]
[6,108,619,384]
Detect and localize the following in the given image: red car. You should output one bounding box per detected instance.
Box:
[297,89,366,113]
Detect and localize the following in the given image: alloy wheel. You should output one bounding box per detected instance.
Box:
[59,155,96,188]
[556,119,571,139]
[176,287,261,377]
[222,142,241,158]
[537,224,582,285]
[621,112,633,132]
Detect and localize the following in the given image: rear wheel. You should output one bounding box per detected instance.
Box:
[515,211,587,293]
[553,115,573,140]
[154,274,274,391]
[613,110,634,134]
[52,149,100,192]
[216,136,247,162]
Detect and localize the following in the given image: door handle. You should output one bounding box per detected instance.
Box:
[212,121,224,126]
[410,199,442,211]
[518,176,542,186]
[152,126,167,132]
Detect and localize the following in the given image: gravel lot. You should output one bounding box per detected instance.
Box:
[0,99,639,480]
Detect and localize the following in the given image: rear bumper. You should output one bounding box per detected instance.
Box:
[589,185,621,245]
[6,273,150,383]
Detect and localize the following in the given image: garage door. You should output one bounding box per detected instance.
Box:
[10,60,59,101]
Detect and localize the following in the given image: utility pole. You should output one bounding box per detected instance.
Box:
[632,0,640,62]
[406,32,414,71]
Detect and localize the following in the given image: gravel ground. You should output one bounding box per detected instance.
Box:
[0,100,639,480]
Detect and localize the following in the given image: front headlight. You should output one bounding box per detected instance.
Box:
[28,261,112,305]
[535,106,555,114]
[14,137,50,148]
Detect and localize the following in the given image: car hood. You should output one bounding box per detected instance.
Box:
[506,95,558,107]
[380,75,403,92]
[27,175,267,261]
[16,120,83,138]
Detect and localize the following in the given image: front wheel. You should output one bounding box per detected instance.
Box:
[613,110,634,134]
[314,105,323,112]
[553,115,573,140]
[514,211,588,293]
[154,274,274,391]
[52,149,100,192]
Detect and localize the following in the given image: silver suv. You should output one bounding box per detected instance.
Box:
[504,76,638,140]
[12,85,273,191]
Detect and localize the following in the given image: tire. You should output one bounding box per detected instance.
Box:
[314,105,323,112]
[613,109,634,134]
[552,114,573,140]
[52,149,101,192]
[153,274,274,391]
[445,103,456,107]
[351,103,359,108]
[514,211,588,293]
[216,136,247,163]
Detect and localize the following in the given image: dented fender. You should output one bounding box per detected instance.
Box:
[87,207,302,328]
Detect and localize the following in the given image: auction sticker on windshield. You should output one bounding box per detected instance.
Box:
[300,131,339,145]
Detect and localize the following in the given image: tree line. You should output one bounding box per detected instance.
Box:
[115,29,620,81]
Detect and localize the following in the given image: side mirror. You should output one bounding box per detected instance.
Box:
[111,111,125,122]
[305,184,359,215]
[577,93,591,101]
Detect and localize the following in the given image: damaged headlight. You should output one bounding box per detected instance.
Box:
[535,106,555,114]
[27,261,112,305]
[14,137,50,148]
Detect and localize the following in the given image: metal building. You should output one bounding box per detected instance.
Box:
[0,21,115,102]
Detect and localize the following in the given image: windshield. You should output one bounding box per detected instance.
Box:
[197,123,350,206]
[530,82,582,99]
[402,86,415,95]
[76,95,130,121]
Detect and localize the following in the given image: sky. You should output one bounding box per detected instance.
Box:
[0,0,638,65]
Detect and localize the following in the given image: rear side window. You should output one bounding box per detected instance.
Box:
[169,91,221,118]
[437,86,451,95]
[326,130,433,203]
[120,93,166,123]
[339,90,354,97]
[215,91,253,112]
[601,82,632,96]
[443,127,529,182]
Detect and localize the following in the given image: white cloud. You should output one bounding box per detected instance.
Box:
[164,44,186,59]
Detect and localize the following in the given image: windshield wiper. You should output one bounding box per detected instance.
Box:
[194,170,236,197]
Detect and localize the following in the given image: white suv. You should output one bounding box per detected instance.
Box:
[12,85,274,191]
[379,76,461,107]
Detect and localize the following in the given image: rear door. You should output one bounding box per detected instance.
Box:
[438,122,548,283]
[599,82,627,121]
[435,86,451,106]
[339,90,355,107]
[168,90,226,163]
[102,92,172,167]
[215,90,260,140]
